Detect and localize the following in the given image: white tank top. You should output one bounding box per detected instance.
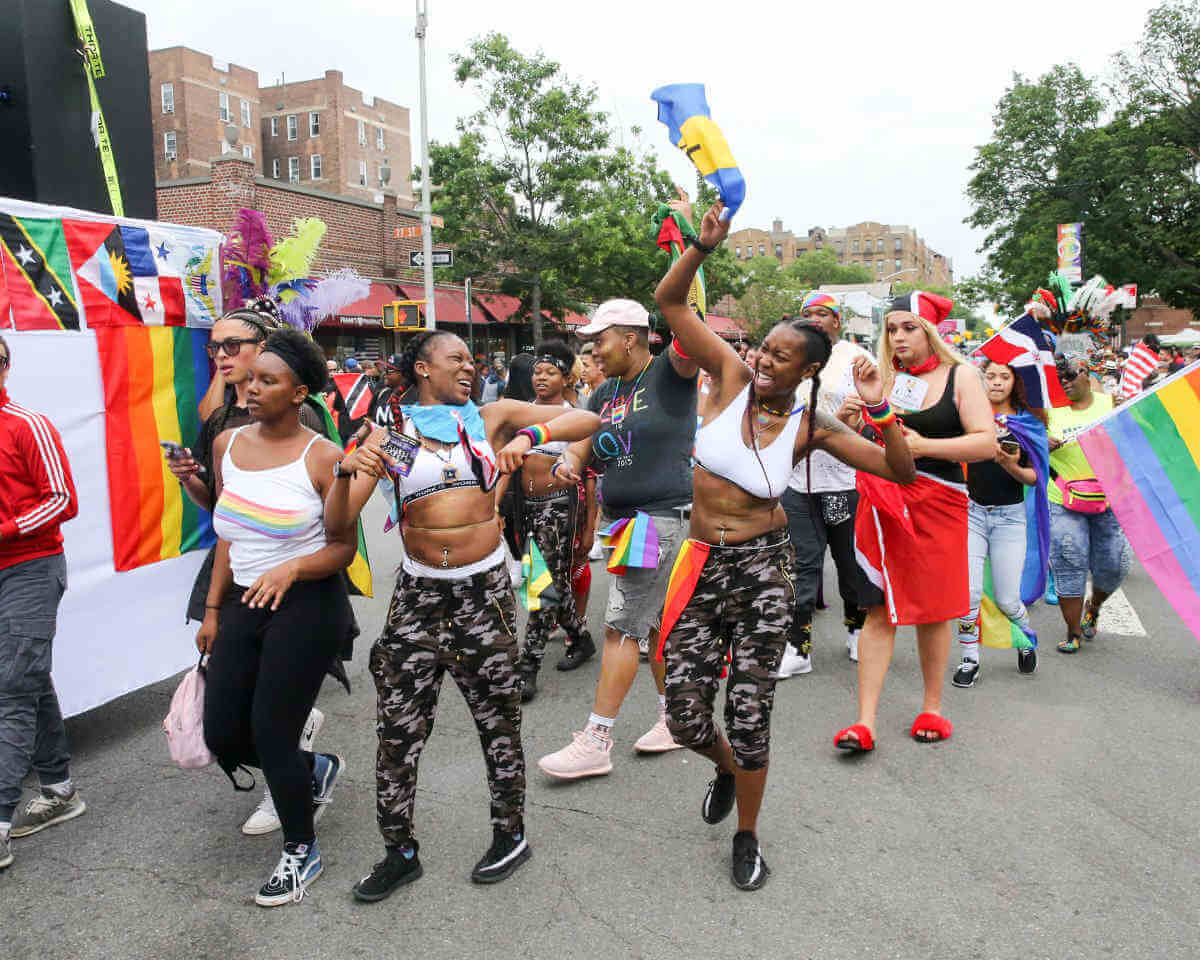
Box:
[212,427,327,587]
[693,382,805,501]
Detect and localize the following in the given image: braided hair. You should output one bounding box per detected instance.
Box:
[398,329,456,391]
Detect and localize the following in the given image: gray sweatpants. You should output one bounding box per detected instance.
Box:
[0,553,71,822]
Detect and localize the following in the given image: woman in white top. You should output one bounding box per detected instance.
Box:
[325,331,599,899]
[198,328,356,908]
[649,202,915,890]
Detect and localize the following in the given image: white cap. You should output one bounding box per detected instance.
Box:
[577,299,650,336]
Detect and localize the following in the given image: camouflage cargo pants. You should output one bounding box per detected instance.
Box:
[663,532,795,772]
[520,494,585,670]
[371,562,525,847]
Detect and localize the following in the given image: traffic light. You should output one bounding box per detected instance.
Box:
[382,300,426,331]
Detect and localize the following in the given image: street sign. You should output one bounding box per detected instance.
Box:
[393,216,443,240]
[409,249,453,267]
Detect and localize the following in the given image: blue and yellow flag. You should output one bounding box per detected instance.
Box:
[651,84,745,218]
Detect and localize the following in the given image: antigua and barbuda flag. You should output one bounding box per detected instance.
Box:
[0,215,80,330]
[650,84,745,218]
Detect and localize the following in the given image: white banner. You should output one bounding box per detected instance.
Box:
[7,331,203,716]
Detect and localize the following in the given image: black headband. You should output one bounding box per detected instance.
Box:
[262,339,321,395]
[533,354,572,375]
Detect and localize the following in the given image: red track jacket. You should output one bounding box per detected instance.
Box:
[0,389,79,572]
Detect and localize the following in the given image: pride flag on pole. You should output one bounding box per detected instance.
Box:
[1078,363,1200,642]
[650,84,745,218]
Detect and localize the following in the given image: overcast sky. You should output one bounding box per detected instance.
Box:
[129,0,1160,279]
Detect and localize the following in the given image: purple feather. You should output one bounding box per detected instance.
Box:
[275,269,370,332]
[220,209,273,310]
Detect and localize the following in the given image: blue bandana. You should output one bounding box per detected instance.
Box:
[401,400,486,443]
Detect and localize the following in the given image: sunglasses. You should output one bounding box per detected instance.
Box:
[205,336,263,359]
[0,355,8,370]
[1059,368,1081,382]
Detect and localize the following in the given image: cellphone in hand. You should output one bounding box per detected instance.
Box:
[999,440,1020,456]
[160,440,205,472]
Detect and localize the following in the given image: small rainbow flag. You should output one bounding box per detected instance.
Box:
[655,538,710,660]
[979,560,1036,650]
[94,326,214,571]
[599,511,660,575]
[1078,363,1200,642]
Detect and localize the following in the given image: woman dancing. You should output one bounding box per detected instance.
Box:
[652,202,915,889]
[325,331,599,900]
[834,292,993,752]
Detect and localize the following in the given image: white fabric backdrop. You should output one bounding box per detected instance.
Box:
[7,330,204,716]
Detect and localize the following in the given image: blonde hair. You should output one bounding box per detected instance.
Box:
[569,355,584,383]
[877,311,964,391]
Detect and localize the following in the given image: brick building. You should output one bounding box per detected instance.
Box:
[149,48,262,182]
[259,71,413,207]
[727,218,954,287]
[1125,296,1200,344]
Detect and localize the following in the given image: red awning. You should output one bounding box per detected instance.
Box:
[475,292,523,324]
[707,314,747,341]
[399,284,494,325]
[336,281,401,321]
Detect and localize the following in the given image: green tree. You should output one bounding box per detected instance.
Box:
[732,250,871,338]
[966,2,1200,314]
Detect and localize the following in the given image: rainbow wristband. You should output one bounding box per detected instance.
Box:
[865,400,897,428]
[517,423,551,447]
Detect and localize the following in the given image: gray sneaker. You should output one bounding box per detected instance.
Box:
[0,831,12,870]
[11,789,87,838]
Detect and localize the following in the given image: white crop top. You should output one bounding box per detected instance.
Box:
[212,427,327,587]
[693,383,805,501]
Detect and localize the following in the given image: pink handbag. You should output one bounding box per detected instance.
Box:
[163,658,215,769]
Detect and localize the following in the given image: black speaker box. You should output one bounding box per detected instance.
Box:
[0,0,156,219]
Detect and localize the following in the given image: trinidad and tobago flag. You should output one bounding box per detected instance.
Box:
[978,312,1068,408]
[332,372,373,420]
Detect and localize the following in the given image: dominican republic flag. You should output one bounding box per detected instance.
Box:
[978,312,1068,408]
[1119,341,1159,399]
[332,372,373,420]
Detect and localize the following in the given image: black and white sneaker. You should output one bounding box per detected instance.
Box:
[731,830,769,891]
[311,753,344,824]
[1017,647,1038,675]
[952,659,980,688]
[255,839,322,907]
[471,828,531,884]
[701,768,736,825]
[556,631,596,671]
[352,842,423,902]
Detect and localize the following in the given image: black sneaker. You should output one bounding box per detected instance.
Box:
[470,828,531,884]
[731,830,769,891]
[352,842,423,902]
[952,660,980,688]
[556,631,596,671]
[520,664,538,703]
[701,768,736,825]
[1017,647,1038,674]
[255,839,323,907]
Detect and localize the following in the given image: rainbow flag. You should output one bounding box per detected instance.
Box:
[979,560,1036,650]
[94,326,214,571]
[650,84,745,218]
[1077,363,1200,642]
[655,538,710,660]
[599,512,660,575]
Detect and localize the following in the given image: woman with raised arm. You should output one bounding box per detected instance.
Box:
[323,331,599,901]
[651,202,916,891]
[197,328,356,908]
[833,292,994,753]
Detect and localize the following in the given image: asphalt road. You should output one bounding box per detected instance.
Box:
[3,495,1199,960]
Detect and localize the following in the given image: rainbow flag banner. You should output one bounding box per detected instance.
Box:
[94,325,214,571]
[1077,363,1200,642]
[655,538,710,660]
[599,511,660,575]
[979,560,1036,650]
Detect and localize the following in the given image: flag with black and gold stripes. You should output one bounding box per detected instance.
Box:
[0,215,80,330]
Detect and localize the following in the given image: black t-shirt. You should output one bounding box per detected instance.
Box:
[587,355,697,516]
[967,449,1029,507]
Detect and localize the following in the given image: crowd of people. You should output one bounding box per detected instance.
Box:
[1,198,1195,905]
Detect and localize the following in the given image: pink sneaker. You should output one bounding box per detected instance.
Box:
[537,731,614,780]
[634,712,684,754]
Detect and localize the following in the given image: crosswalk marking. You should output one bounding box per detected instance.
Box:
[1096,587,1146,637]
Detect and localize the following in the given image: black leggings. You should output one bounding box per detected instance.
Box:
[203,574,347,844]
[781,488,865,636]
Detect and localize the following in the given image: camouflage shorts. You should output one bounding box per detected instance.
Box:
[663,532,795,771]
[521,494,584,668]
[371,561,525,846]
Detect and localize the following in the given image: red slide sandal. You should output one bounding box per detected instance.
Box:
[910,712,952,743]
[833,724,875,753]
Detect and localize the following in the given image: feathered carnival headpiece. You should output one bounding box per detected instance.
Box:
[1025,270,1137,340]
[219,209,369,332]
[801,291,840,318]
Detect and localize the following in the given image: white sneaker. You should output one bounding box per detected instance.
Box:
[775,643,812,678]
[242,708,324,836]
[588,541,604,561]
[537,730,614,779]
[633,711,684,753]
[847,630,860,663]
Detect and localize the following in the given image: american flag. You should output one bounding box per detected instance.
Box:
[1119,341,1159,399]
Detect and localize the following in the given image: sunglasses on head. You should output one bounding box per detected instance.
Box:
[205,336,263,359]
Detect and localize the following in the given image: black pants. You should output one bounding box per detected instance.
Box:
[204,574,347,844]
[781,488,865,641]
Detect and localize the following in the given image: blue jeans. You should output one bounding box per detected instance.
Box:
[962,500,1032,632]
[1049,503,1131,598]
[0,554,71,821]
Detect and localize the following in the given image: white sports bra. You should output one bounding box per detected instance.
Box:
[393,415,498,512]
[693,383,805,501]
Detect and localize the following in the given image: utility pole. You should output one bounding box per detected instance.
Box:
[415,0,436,328]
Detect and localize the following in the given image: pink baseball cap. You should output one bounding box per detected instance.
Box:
[577,298,650,336]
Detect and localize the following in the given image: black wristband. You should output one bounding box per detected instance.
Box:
[687,236,717,255]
